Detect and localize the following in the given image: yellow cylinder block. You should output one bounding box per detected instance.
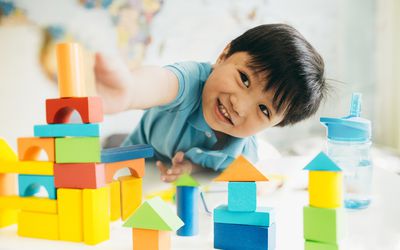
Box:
[56,43,86,98]
[309,171,343,208]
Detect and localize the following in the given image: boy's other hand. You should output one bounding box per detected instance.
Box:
[156,151,195,183]
[94,53,133,114]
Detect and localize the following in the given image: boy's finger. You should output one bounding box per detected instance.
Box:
[172,151,185,165]
[161,174,180,183]
[156,161,168,175]
[166,167,183,175]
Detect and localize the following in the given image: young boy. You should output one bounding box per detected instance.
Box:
[95,24,327,182]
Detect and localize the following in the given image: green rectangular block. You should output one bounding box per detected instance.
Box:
[55,137,100,163]
[305,241,339,250]
[303,206,345,244]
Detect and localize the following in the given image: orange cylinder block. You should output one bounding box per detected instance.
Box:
[56,43,86,98]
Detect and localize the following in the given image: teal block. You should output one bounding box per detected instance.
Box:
[305,241,339,250]
[228,182,256,212]
[303,206,345,244]
[18,175,56,199]
[55,137,101,163]
[34,123,100,137]
[214,205,275,227]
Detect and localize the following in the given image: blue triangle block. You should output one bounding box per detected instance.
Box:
[303,152,342,172]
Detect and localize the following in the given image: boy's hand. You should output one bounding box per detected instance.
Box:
[94,53,133,114]
[156,151,197,183]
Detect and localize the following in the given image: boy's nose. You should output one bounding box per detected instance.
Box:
[230,94,252,118]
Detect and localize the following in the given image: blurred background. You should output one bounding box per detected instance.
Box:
[0,0,399,170]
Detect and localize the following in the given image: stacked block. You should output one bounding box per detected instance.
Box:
[213,155,276,250]
[303,152,345,250]
[0,42,154,246]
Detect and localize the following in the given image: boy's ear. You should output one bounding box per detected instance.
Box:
[216,44,231,64]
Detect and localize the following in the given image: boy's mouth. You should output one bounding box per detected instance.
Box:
[217,99,234,125]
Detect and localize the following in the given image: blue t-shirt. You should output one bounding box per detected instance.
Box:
[122,61,258,171]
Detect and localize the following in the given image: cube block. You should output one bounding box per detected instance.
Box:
[305,241,339,250]
[309,171,343,208]
[228,182,256,212]
[133,228,170,250]
[55,137,100,163]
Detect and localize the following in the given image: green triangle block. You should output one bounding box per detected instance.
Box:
[303,152,342,172]
[174,173,199,187]
[123,197,183,231]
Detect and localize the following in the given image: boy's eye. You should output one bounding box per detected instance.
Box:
[259,104,270,118]
[239,71,250,88]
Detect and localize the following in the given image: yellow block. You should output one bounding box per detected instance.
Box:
[0,196,57,213]
[110,181,121,221]
[83,185,110,245]
[0,138,17,161]
[18,211,59,240]
[0,161,53,175]
[119,176,142,221]
[58,189,83,242]
[0,209,18,228]
[309,171,343,208]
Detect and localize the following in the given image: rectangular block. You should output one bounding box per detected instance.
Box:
[133,228,170,250]
[55,137,100,163]
[0,196,57,213]
[110,180,121,221]
[0,161,53,175]
[54,163,106,189]
[18,211,59,240]
[228,182,256,212]
[34,123,100,137]
[101,144,154,163]
[303,206,345,244]
[309,171,343,208]
[119,175,142,221]
[83,186,110,245]
[58,189,83,242]
[214,222,276,250]
[305,241,339,250]
[214,205,275,227]
[0,209,18,228]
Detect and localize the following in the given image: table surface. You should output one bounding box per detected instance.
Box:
[0,156,399,250]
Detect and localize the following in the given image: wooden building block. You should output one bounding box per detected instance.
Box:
[176,186,199,236]
[18,211,59,240]
[54,163,106,189]
[46,96,103,124]
[214,155,268,182]
[119,175,142,221]
[101,144,154,163]
[17,137,55,162]
[214,222,276,250]
[0,173,17,195]
[309,171,343,208]
[55,137,100,163]
[305,241,339,250]
[83,186,110,245]
[56,42,86,98]
[214,205,275,227]
[0,161,53,175]
[0,209,18,228]
[0,196,57,213]
[110,180,121,221]
[105,158,145,183]
[58,188,83,242]
[132,228,170,250]
[0,138,17,161]
[34,123,100,138]
[18,174,56,199]
[228,182,256,212]
[303,206,345,244]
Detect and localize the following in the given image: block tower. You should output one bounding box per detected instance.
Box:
[303,151,345,250]
[0,42,153,245]
[213,155,276,250]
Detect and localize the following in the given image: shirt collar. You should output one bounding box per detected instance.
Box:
[187,101,214,135]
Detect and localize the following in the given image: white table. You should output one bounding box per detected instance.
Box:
[0,156,399,250]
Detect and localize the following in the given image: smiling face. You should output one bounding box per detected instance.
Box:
[202,51,286,138]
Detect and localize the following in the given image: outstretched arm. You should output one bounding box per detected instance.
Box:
[94,53,179,113]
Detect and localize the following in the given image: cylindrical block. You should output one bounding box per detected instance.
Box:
[56,43,86,98]
[176,186,199,236]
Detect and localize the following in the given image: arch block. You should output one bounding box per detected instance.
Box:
[17,137,55,162]
[46,96,103,124]
[18,174,56,199]
[105,158,145,183]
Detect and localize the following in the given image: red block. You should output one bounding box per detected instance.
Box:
[54,163,106,189]
[46,97,103,124]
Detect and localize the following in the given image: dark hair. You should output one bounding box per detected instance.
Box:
[226,24,327,127]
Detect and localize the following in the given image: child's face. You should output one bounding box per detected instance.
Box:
[202,51,285,138]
